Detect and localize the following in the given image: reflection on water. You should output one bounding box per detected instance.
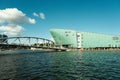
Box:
[0,51,120,80]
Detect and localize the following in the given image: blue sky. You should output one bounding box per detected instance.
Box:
[0,0,120,39]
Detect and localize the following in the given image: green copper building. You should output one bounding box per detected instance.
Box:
[50,29,120,48]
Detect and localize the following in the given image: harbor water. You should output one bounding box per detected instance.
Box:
[0,50,120,80]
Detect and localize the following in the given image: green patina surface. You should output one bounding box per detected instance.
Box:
[50,29,120,48]
[50,29,78,48]
[81,32,120,48]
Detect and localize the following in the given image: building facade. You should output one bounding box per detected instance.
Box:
[50,29,120,48]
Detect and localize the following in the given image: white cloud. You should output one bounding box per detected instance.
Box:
[0,8,36,36]
[28,18,36,24]
[0,25,24,36]
[33,12,45,20]
[40,13,45,19]
[33,12,39,17]
[0,8,36,24]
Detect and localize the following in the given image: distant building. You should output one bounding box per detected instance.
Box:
[0,34,8,44]
[50,29,120,48]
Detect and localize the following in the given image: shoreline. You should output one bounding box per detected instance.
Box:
[0,48,120,55]
[68,48,120,52]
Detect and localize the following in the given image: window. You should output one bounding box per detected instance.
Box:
[66,34,68,36]
[77,35,80,37]
[113,37,119,40]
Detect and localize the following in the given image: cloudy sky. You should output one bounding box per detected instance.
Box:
[0,0,120,38]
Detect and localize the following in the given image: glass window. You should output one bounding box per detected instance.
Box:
[66,34,68,36]
[77,35,80,37]
[113,37,119,40]
[65,31,67,33]
[108,44,111,47]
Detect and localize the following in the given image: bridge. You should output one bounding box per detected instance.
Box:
[0,37,67,51]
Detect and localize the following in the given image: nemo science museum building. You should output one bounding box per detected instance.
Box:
[50,29,120,49]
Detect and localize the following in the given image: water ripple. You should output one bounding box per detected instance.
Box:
[0,51,120,80]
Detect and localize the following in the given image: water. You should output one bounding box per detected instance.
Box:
[0,51,120,80]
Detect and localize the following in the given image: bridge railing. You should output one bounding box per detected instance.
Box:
[0,37,55,49]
